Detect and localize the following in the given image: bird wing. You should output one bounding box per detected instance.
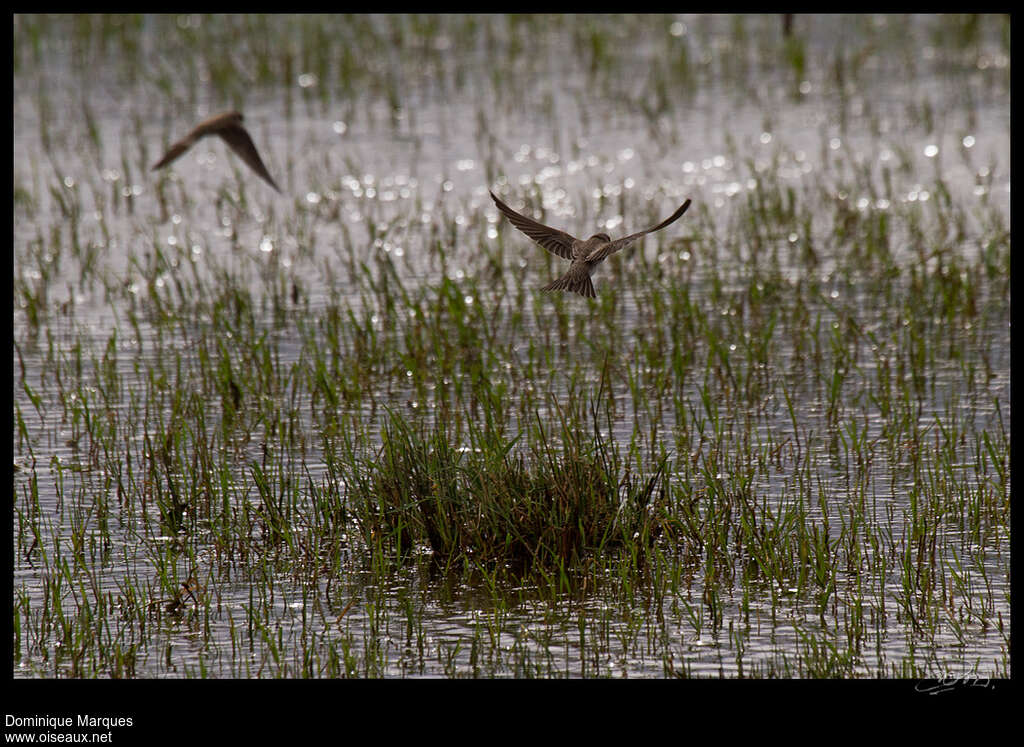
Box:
[151,113,231,171]
[217,124,281,192]
[151,134,199,171]
[585,198,692,263]
[489,191,577,260]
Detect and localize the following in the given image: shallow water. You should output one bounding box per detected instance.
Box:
[12,14,1009,679]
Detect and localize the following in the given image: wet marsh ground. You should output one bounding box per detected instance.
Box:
[11,14,1010,679]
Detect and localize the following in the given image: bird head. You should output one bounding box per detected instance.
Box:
[591,233,612,242]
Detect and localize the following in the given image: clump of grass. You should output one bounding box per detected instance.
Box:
[345,410,669,578]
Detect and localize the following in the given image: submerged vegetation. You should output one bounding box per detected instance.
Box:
[11,14,1010,679]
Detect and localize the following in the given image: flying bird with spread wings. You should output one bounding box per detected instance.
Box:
[152,110,280,192]
[489,190,691,298]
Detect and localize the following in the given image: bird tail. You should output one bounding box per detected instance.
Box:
[541,266,596,298]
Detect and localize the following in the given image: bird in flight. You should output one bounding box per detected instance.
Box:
[489,190,691,298]
[152,110,280,192]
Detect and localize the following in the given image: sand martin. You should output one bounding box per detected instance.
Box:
[490,190,691,298]
[152,110,280,192]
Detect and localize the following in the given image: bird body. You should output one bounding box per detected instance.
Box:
[539,235,609,298]
[152,110,280,192]
[490,190,691,298]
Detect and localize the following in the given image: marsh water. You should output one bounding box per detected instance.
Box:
[12,14,1009,678]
